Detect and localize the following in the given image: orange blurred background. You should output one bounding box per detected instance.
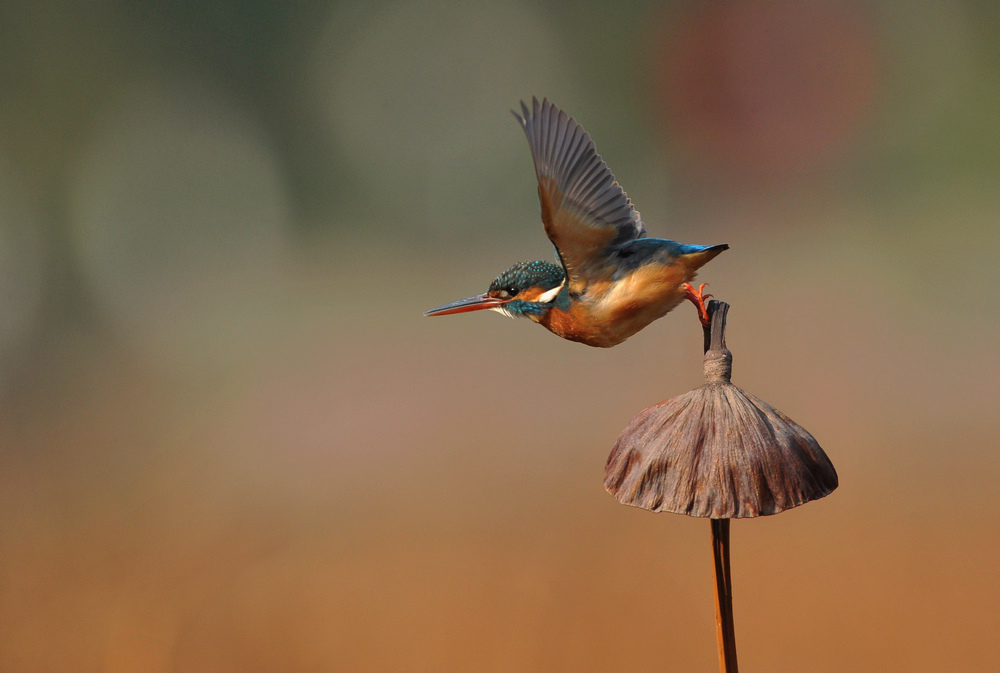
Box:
[1,1,998,671]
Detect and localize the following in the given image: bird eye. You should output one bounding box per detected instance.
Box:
[506,287,519,297]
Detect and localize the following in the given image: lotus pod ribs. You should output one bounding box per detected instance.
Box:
[604,302,838,519]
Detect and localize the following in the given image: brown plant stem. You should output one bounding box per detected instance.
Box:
[711,518,738,673]
[705,302,737,673]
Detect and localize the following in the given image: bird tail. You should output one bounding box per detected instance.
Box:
[680,243,729,271]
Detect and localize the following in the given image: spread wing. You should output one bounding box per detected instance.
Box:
[513,97,645,294]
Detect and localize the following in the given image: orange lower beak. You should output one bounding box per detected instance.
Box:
[424,293,506,316]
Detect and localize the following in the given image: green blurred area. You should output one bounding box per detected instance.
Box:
[1,1,999,671]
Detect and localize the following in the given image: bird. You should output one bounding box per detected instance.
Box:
[425,98,727,348]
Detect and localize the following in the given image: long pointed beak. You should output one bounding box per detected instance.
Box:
[424,293,505,316]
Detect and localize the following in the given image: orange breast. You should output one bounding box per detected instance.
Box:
[540,302,611,346]
[539,259,701,347]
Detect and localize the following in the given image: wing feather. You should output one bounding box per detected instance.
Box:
[513,98,645,293]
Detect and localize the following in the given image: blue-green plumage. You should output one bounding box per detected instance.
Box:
[487,261,568,317]
[489,261,564,296]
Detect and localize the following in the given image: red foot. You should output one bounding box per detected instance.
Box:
[683,282,713,327]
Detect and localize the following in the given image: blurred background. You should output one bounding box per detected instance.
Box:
[1,0,998,671]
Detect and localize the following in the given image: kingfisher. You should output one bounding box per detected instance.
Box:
[425,98,727,348]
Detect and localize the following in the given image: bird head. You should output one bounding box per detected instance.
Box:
[425,260,566,320]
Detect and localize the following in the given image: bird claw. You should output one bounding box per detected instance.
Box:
[683,282,713,327]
